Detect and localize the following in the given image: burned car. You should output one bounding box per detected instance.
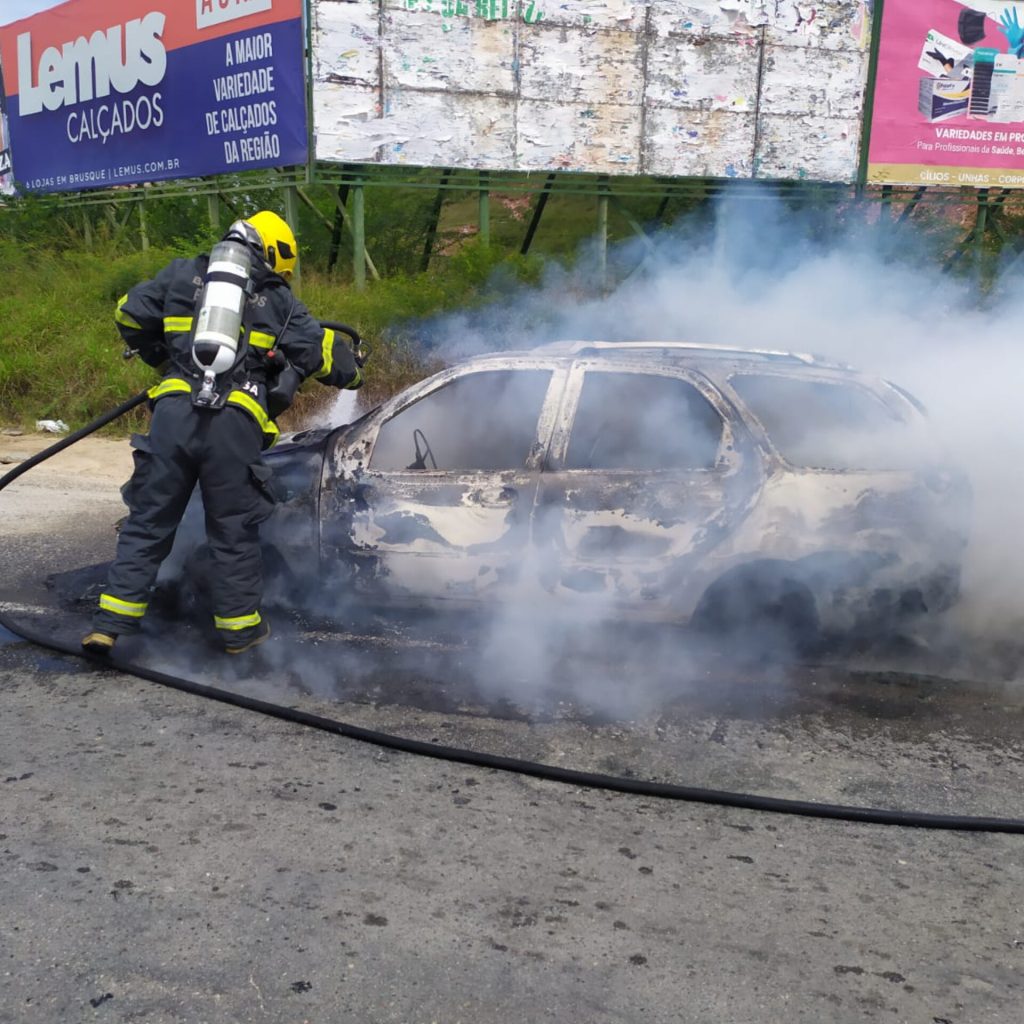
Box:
[172,342,970,651]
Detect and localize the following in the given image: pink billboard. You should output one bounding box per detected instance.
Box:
[868,0,1024,188]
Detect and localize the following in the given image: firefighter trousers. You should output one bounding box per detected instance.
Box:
[93,395,274,646]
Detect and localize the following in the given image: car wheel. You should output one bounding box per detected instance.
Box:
[691,563,821,662]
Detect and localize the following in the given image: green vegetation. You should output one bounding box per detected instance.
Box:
[0,235,535,432]
[0,173,1005,434]
[0,176,674,433]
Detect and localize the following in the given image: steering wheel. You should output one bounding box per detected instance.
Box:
[408,428,437,471]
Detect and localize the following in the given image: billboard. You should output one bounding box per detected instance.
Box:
[312,0,874,182]
[0,55,14,194]
[868,0,1024,187]
[0,0,308,194]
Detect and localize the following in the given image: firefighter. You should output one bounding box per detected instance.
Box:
[81,211,362,656]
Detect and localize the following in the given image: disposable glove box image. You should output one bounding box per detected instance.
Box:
[918,29,972,78]
[919,77,971,121]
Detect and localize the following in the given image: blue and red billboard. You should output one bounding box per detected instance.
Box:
[0,0,307,193]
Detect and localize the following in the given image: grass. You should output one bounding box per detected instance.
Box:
[1,179,991,435]
[0,236,541,434]
[0,177,707,434]
[0,243,167,432]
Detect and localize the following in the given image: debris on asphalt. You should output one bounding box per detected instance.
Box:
[35,419,69,434]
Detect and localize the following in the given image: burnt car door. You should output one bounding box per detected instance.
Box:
[533,363,761,618]
[320,363,567,604]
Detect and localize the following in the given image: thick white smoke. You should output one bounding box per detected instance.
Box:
[235,192,1024,718]
[375,194,1024,660]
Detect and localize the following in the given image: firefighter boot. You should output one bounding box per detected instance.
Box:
[81,631,117,655]
[225,620,271,655]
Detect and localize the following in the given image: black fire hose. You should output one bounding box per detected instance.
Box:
[0,390,150,489]
[3,395,1024,835]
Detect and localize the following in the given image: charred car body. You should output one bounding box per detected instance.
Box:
[171,342,970,650]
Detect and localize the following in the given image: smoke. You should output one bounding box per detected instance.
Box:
[111,192,1024,724]
[313,192,1024,704]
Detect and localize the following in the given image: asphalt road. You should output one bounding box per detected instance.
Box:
[2,443,1023,1023]
[3,558,1024,1023]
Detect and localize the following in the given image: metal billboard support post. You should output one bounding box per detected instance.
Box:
[284,172,302,293]
[297,183,381,282]
[941,188,1008,280]
[139,197,149,251]
[974,188,989,278]
[207,191,220,233]
[987,191,1024,275]
[652,182,672,227]
[610,196,658,256]
[478,171,490,247]
[352,180,366,291]
[596,177,610,291]
[856,0,885,193]
[421,168,453,272]
[326,181,379,282]
[897,186,926,224]
[105,202,137,246]
[520,173,556,255]
[327,183,349,273]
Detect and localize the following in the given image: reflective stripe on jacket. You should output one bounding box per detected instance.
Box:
[146,377,281,446]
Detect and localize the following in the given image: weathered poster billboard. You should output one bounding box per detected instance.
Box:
[312,0,874,182]
[0,0,308,194]
[868,0,1024,187]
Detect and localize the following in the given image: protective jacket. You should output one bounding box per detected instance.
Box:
[115,255,361,447]
[93,254,362,650]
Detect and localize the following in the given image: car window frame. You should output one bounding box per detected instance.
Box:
[544,361,742,475]
[343,360,572,476]
[723,369,918,473]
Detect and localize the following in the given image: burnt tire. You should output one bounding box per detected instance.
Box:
[691,565,821,662]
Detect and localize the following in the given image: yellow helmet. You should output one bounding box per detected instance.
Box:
[246,210,298,279]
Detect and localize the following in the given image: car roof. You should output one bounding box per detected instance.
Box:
[491,340,856,373]
[515,342,927,414]
[460,339,860,376]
